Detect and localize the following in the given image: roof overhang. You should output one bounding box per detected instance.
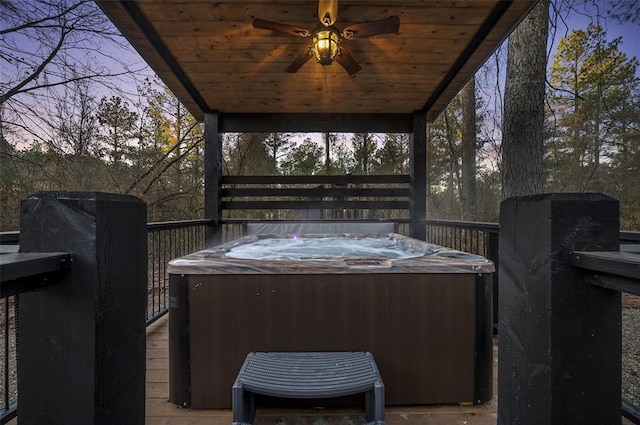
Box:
[97,1,536,123]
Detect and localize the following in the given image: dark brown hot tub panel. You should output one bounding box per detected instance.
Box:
[169,272,492,408]
[168,234,494,409]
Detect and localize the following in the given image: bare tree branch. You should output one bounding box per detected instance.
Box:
[1,0,152,146]
[0,1,85,35]
[124,121,200,194]
[141,136,202,196]
[0,26,69,103]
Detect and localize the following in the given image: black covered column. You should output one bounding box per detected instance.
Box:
[498,193,621,425]
[410,110,427,241]
[204,111,223,246]
[18,192,147,425]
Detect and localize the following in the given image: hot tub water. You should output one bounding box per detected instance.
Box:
[225,235,435,260]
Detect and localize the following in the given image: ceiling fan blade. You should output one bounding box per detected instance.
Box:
[318,0,338,27]
[285,47,314,73]
[253,18,310,37]
[342,15,400,39]
[335,47,362,76]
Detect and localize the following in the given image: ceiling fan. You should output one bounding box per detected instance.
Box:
[252,0,399,76]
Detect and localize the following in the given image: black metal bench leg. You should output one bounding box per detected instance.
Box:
[365,380,385,424]
[232,381,255,425]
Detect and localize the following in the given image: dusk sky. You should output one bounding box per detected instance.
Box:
[550,1,640,75]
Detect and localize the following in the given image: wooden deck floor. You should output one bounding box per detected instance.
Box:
[146,314,500,425]
[4,313,631,424]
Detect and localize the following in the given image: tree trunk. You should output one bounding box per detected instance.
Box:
[461,77,477,220]
[444,110,461,218]
[501,0,548,199]
[325,132,331,174]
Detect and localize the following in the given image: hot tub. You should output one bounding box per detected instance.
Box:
[168,233,494,408]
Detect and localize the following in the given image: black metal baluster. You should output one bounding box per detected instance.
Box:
[3,297,9,412]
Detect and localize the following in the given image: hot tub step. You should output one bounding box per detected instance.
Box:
[232,351,385,425]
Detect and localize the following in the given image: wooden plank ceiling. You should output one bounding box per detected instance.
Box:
[97,1,535,122]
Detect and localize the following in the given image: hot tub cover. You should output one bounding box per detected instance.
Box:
[168,233,494,274]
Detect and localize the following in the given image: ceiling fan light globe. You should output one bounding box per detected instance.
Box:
[312,30,340,65]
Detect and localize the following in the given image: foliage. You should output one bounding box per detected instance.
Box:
[428,98,462,219]
[351,133,378,175]
[322,132,353,174]
[97,96,138,163]
[607,0,640,24]
[0,79,205,229]
[548,24,638,188]
[373,133,409,175]
[224,132,271,175]
[131,83,205,221]
[264,132,294,173]
[547,22,640,228]
[48,79,100,156]
[427,86,486,221]
[279,138,324,176]
[426,3,639,227]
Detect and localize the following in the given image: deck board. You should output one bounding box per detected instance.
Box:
[145,314,635,425]
[145,314,500,425]
[4,313,632,424]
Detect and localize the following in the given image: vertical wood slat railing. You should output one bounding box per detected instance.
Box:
[221,175,411,221]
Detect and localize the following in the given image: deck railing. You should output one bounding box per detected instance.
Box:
[221,175,411,220]
[1,252,73,424]
[0,295,16,424]
[426,219,639,423]
[570,248,640,423]
[425,219,499,257]
[0,235,20,423]
[146,220,211,323]
[1,218,638,424]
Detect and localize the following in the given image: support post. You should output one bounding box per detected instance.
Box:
[18,192,147,425]
[473,274,494,404]
[204,111,223,246]
[485,230,500,333]
[169,274,191,407]
[498,193,621,425]
[410,110,427,240]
